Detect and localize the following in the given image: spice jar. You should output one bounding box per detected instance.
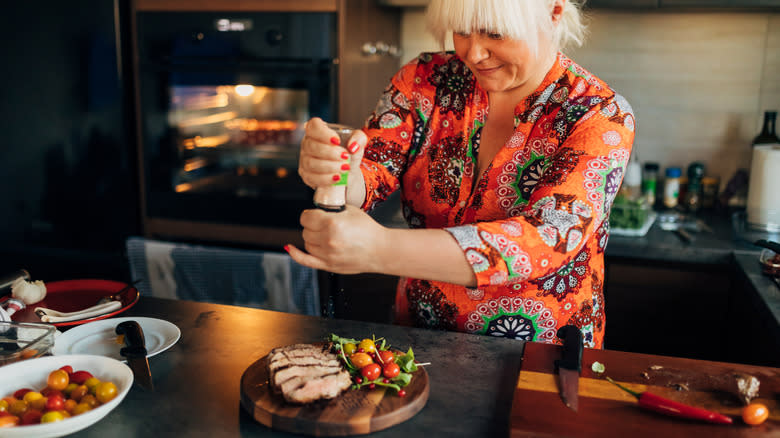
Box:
[683,162,705,212]
[642,162,659,207]
[701,176,719,209]
[664,167,682,209]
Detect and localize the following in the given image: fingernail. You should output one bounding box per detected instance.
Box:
[283,244,290,253]
[341,163,350,171]
[330,136,341,145]
[348,142,359,154]
[341,151,349,160]
[332,174,340,182]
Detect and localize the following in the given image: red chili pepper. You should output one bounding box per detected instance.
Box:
[606,377,733,425]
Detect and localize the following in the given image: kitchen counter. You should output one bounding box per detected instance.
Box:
[64,297,778,437]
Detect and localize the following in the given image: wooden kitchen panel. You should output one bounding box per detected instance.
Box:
[135,0,337,12]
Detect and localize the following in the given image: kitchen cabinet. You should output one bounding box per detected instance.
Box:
[586,0,659,8]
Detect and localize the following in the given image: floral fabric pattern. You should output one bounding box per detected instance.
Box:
[361,52,635,348]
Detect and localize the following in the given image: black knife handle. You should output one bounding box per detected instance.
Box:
[556,325,583,372]
[116,321,147,355]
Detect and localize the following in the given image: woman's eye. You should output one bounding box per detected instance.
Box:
[454,31,471,38]
[486,32,504,40]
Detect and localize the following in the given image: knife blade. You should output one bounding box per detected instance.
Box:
[116,320,154,391]
[555,325,583,412]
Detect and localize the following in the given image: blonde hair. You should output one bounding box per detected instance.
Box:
[426,0,586,54]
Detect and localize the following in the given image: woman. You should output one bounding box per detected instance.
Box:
[287,0,635,348]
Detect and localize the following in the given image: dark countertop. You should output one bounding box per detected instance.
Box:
[73,297,525,437]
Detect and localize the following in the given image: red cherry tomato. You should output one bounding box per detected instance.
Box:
[21,410,42,425]
[12,389,32,400]
[360,364,382,381]
[377,350,395,365]
[45,394,65,412]
[69,371,93,385]
[40,388,63,398]
[59,365,74,374]
[383,362,401,379]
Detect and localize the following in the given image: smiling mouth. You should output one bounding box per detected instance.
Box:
[476,66,502,74]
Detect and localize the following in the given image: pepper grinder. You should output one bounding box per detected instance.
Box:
[313,124,354,212]
[684,162,705,212]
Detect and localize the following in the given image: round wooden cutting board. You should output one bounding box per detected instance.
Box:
[240,353,429,436]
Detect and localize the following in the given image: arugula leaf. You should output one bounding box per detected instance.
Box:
[395,347,418,373]
[391,372,412,387]
[329,333,359,346]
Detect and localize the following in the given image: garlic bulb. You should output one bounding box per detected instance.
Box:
[11,277,47,305]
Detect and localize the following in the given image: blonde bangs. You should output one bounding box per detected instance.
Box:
[426,0,586,53]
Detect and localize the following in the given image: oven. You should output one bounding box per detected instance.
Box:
[134,10,336,246]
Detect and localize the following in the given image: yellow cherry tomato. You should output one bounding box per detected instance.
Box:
[343,343,357,355]
[0,399,8,412]
[84,377,101,395]
[40,410,65,423]
[46,369,70,391]
[72,402,92,416]
[8,400,28,417]
[358,339,376,354]
[742,403,770,426]
[350,352,374,368]
[64,399,78,413]
[95,382,118,404]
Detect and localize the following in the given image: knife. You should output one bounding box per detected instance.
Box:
[555,325,583,412]
[116,320,154,391]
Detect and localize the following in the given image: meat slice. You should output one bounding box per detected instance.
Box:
[284,371,352,404]
[265,343,352,404]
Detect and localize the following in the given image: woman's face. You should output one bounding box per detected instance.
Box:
[452,31,553,95]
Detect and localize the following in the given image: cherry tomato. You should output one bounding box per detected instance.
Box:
[382,362,401,379]
[63,383,78,396]
[69,385,88,402]
[45,394,65,412]
[397,389,407,398]
[0,399,7,413]
[0,415,19,428]
[377,350,395,365]
[80,395,98,408]
[40,388,62,398]
[72,402,92,416]
[360,363,382,381]
[343,343,357,355]
[358,339,377,354]
[742,403,770,426]
[12,389,31,400]
[95,382,118,404]
[84,377,101,395]
[40,411,64,423]
[59,365,74,374]
[47,370,70,391]
[8,400,27,417]
[350,352,374,369]
[64,399,78,414]
[20,409,42,425]
[69,371,93,385]
[22,391,43,404]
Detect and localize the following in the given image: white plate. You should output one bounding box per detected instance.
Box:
[0,354,132,437]
[52,317,180,361]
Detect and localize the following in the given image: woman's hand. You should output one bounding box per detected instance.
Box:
[286,205,387,275]
[299,118,367,199]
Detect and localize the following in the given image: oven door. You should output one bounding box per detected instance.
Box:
[136,12,336,239]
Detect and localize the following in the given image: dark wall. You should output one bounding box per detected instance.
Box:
[0,1,139,281]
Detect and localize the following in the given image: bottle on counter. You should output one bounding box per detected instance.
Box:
[642,162,659,207]
[752,111,779,146]
[683,162,705,212]
[664,167,682,209]
[621,155,642,200]
[701,176,720,209]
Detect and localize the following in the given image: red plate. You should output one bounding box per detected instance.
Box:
[0,279,140,327]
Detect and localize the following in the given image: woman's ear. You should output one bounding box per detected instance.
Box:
[551,0,565,23]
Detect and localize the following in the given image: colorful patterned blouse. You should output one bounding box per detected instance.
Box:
[359,52,635,348]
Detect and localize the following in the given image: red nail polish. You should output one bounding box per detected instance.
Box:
[332,174,340,182]
[348,142,359,153]
[283,245,290,253]
[341,163,350,171]
[341,151,349,160]
[330,136,341,145]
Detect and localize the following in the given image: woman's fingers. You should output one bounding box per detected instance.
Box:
[285,244,329,271]
[299,118,351,188]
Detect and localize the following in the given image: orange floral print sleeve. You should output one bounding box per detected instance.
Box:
[359,52,635,348]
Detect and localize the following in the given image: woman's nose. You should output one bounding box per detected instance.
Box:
[465,38,490,64]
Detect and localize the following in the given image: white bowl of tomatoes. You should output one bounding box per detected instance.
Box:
[0,354,133,437]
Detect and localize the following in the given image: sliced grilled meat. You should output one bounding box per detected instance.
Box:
[265,343,352,404]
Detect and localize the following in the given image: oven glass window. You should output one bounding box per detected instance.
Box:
[169,84,308,198]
